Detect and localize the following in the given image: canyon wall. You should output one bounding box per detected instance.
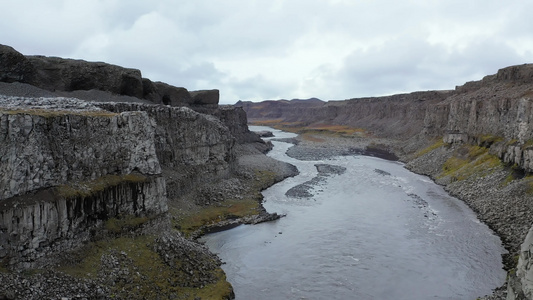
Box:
[240,92,451,139]
[0,94,253,269]
[241,64,533,300]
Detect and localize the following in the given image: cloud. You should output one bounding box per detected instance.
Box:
[1,0,533,104]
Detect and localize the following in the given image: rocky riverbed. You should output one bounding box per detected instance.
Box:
[266,131,531,300]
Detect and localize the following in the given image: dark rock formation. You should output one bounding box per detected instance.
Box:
[0,45,34,83]
[0,44,219,108]
[191,89,219,106]
[27,56,144,98]
[0,103,160,200]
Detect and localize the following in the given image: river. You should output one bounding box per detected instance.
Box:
[201,127,506,300]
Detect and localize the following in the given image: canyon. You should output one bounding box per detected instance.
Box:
[239,64,533,300]
[1,40,533,299]
[0,44,294,299]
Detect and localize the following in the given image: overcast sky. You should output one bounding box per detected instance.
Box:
[1,0,532,104]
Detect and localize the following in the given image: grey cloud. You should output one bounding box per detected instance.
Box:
[331,35,527,98]
[1,0,533,104]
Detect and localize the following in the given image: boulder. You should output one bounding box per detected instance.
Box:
[190,89,219,106]
[0,44,34,83]
[153,81,192,106]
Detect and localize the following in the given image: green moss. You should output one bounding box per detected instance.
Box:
[440,145,502,181]
[105,215,150,234]
[176,198,261,237]
[506,139,519,146]
[182,269,233,300]
[57,174,147,199]
[500,164,524,187]
[174,170,277,238]
[479,134,503,145]
[58,235,233,300]
[414,139,445,158]
[523,139,533,149]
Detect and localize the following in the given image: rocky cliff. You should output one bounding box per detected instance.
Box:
[0,45,293,299]
[0,44,218,107]
[241,64,533,300]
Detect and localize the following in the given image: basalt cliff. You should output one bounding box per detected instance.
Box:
[0,44,296,299]
[240,64,533,300]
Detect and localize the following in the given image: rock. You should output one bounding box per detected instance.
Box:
[0,44,34,83]
[510,226,533,300]
[190,89,219,106]
[152,81,192,106]
[0,44,219,108]
[0,98,161,200]
[254,130,274,137]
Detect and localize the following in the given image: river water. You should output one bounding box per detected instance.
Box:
[201,127,506,300]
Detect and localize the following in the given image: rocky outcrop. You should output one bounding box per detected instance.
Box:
[191,89,220,106]
[510,227,533,300]
[27,56,144,98]
[0,99,160,200]
[0,45,34,83]
[0,93,253,273]
[0,175,167,268]
[98,102,235,169]
[0,44,219,108]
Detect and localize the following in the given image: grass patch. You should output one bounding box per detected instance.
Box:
[440,145,502,181]
[478,134,503,146]
[0,108,117,118]
[176,199,261,236]
[500,164,525,187]
[105,215,150,234]
[174,170,278,237]
[249,119,305,132]
[250,120,369,138]
[523,139,533,149]
[58,235,233,300]
[304,124,369,137]
[57,173,147,199]
[414,139,445,158]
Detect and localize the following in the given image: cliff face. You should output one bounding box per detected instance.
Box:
[423,65,533,173]
[0,104,160,200]
[0,175,167,267]
[0,95,251,272]
[240,91,451,139]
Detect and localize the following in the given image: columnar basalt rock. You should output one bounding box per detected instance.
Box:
[96,102,235,169]
[0,106,161,200]
[0,175,167,267]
